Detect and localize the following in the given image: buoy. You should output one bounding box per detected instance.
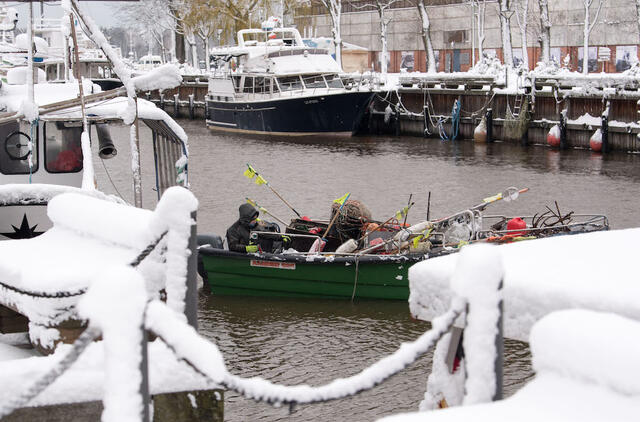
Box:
[589,128,603,152]
[473,116,487,143]
[547,124,561,147]
[335,239,358,254]
[506,217,527,236]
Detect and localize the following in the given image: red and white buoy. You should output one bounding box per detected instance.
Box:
[589,128,603,152]
[473,116,487,143]
[547,124,561,147]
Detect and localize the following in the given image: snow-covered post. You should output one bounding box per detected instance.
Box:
[515,0,530,70]
[538,0,551,63]
[499,0,514,67]
[77,267,150,422]
[130,103,143,208]
[416,0,437,73]
[320,0,342,69]
[68,12,95,190]
[582,0,604,75]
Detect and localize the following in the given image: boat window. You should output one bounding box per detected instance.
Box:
[277,76,303,91]
[325,74,344,89]
[231,76,241,91]
[243,76,254,94]
[44,122,83,173]
[0,121,39,175]
[302,75,327,89]
[254,77,268,94]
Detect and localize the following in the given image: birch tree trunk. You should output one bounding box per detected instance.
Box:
[636,0,640,43]
[582,0,604,75]
[204,37,210,72]
[515,0,529,69]
[321,0,342,68]
[538,0,551,63]
[476,0,486,60]
[416,0,436,72]
[379,6,389,74]
[499,0,514,66]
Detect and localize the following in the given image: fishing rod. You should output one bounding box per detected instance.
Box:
[245,197,288,226]
[244,164,301,217]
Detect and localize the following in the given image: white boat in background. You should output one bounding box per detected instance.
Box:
[206,18,374,136]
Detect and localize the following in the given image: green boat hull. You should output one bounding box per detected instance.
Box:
[198,248,434,300]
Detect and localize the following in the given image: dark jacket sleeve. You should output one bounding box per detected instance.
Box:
[226,222,248,253]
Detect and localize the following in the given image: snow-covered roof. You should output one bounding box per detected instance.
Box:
[379,309,640,422]
[408,228,640,343]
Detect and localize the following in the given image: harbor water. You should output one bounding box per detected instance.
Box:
[96,120,640,421]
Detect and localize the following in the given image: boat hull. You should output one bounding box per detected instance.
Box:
[198,248,431,300]
[206,91,374,135]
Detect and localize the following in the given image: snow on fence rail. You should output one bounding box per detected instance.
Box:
[0,244,507,421]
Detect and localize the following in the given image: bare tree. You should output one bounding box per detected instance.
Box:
[182,0,219,71]
[473,0,487,60]
[499,0,514,66]
[415,0,437,72]
[514,0,530,69]
[117,0,175,61]
[319,0,343,68]
[348,0,398,74]
[582,0,604,74]
[537,0,551,63]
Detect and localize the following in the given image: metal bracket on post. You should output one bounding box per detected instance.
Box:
[493,277,504,401]
[185,210,198,330]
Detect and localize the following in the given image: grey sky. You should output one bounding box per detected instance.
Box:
[11,1,122,29]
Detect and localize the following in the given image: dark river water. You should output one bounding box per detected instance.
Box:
[96,119,640,421]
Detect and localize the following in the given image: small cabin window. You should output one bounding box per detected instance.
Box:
[243,76,254,94]
[0,121,39,175]
[302,75,327,89]
[44,122,83,173]
[277,76,303,91]
[325,74,344,89]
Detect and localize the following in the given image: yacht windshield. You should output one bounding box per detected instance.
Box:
[325,74,344,89]
[302,75,327,89]
[277,76,303,91]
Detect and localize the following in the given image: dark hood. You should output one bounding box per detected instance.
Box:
[238,203,259,224]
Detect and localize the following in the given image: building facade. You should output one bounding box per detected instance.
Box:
[294,0,640,73]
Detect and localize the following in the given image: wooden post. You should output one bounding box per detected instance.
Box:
[140,326,150,422]
[601,102,609,153]
[559,109,568,150]
[485,108,493,143]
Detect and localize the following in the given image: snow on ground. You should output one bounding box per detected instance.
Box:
[409,228,640,342]
[379,309,640,422]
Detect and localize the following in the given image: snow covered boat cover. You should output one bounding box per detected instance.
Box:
[408,228,640,342]
[379,309,640,422]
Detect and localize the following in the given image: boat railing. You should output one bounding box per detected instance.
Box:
[0,244,506,420]
[478,214,609,239]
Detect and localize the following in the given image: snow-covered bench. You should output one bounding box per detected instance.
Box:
[0,187,198,353]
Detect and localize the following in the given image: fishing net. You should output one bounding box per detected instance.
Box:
[503,96,530,141]
[331,199,372,240]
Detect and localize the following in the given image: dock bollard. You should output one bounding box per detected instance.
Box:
[601,107,609,153]
[159,93,165,111]
[173,94,180,118]
[485,108,493,143]
[559,109,568,150]
[189,94,195,120]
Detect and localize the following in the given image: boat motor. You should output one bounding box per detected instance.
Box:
[96,123,117,159]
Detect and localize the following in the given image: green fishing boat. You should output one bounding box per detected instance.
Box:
[197,247,439,300]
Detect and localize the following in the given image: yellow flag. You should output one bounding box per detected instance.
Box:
[333,192,350,205]
[482,193,502,203]
[254,174,267,185]
[395,206,409,220]
[244,166,256,179]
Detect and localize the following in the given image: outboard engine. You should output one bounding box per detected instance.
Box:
[96,123,117,159]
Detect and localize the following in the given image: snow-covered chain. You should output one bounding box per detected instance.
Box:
[147,297,466,406]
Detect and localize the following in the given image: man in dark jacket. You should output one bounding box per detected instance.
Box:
[226,203,260,253]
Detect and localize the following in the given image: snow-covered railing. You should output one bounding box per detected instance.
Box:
[0,243,507,421]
